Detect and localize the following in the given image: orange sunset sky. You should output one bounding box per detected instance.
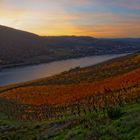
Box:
[0,0,140,38]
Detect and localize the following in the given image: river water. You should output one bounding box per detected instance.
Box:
[0,54,127,86]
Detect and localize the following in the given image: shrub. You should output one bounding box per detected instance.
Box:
[107,106,123,119]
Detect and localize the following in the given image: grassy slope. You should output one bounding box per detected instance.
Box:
[0,102,139,140]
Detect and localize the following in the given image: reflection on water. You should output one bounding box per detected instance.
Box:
[0,54,127,86]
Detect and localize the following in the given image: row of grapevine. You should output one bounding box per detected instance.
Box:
[0,83,139,121]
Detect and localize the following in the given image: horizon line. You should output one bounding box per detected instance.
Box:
[1,24,140,39]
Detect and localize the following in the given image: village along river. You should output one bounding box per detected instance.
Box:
[0,54,128,86]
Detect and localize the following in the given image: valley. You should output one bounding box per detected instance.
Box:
[0,0,140,139]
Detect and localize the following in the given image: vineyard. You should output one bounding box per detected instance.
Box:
[0,83,139,121]
[0,53,140,121]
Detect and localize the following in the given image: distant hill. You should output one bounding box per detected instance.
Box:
[0,25,140,68]
[0,25,47,65]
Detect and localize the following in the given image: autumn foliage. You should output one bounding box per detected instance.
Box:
[0,67,140,106]
[0,53,140,121]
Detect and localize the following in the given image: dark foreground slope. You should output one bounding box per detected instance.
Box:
[0,25,140,69]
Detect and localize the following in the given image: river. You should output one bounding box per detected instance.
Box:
[0,54,128,86]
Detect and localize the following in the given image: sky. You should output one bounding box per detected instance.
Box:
[0,0,140,38]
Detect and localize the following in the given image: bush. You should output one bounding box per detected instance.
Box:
[107,106,123,119]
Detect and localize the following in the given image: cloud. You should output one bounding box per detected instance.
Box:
[108,0,140,10]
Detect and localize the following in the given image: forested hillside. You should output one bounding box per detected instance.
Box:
[0,25,140,69]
